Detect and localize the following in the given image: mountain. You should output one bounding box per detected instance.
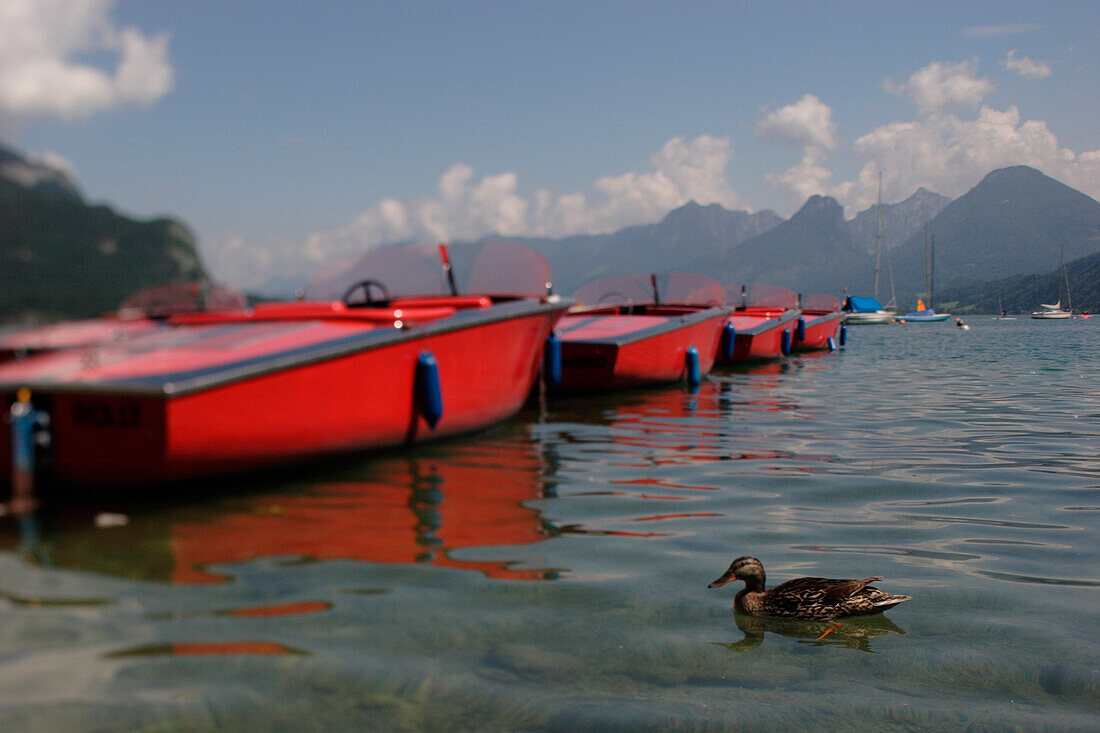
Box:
[0,144,82,202]
[846,187,951,254]
[887,166,1100,310]
[938,249,1100,314]
[696,195,872,296]
[1,144,211,323]
[481,202,783,293]
[455,165,1098,303]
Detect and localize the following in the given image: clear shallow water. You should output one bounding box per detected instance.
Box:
[1,318,1097,731]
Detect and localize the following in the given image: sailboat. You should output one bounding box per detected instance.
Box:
[843,173,898,325]
[1031,245,1074,319]
[896,226,950,322]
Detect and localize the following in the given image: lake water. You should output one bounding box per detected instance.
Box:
[1,317,1097,731]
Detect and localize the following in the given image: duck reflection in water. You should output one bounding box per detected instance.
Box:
[716,612,907,653]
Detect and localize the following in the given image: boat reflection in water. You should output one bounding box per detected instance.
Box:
[715,612,907,654]
[2,437,558,584]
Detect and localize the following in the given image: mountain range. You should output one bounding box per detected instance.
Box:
[487,166,1099,311]
[2,139,1098,321]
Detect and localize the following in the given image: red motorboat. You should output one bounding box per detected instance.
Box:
[0,242,567,487]
[792,293,844,352]
[0,282,247,362]
[553,273,730,391]
[720,285,801,363]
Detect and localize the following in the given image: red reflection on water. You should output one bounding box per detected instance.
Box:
[610,477,718,494]
[109,641,303,657]
[223,601,331,618]
[170,442,552,583]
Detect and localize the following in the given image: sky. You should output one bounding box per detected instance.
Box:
[1,0,1098,291]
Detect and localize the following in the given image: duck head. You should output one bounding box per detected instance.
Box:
[708,555,766,590]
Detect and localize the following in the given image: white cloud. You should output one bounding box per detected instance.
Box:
[0,0,173,120]
[885,60,995,115]
[765,148,852,211]
[756,95,847,207]
[755,94,839,149]
[845,104,1100,213]
[1002,50,1052,81]
[208,135,749,289]
[307,135,744,259]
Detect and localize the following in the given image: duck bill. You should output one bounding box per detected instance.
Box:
[708,570,736,588]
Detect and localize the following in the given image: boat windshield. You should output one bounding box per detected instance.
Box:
[726,284,798,309]
[305,241,552,301]
[118,282,247,317]
[802,293,839,312]
[574,273,723,307]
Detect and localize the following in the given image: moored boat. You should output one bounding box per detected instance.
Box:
[1030,303,1073,319]
[720,285,800,362]
[553,273,729,391]
[842,295,896,325]
[0,282,247,362]
[792,293,843,351]
[895,298,950,323]
[0,242,568,487]
[1031,245,1075,319]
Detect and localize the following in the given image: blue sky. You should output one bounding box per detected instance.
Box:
[1,1,1097,290]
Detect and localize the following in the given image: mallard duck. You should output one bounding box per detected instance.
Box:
[708,555,911,620]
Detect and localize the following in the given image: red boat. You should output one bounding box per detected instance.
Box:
[0,242,567,487]
[553,273,730,391]
[792,293,844,352]
[0,282,247,362]
[720,285,801,363]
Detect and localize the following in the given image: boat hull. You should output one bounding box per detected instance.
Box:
[721,308,800,362]
[843,311,895,325]
[0,299,566,486]
[895,313,950,323]
[1030,311,1073,319]
[793,310,842,351]
[554,306,729,390]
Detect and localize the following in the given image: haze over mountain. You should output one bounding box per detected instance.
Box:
[689,195,870,298]
[846,187,952,254]
[492,202,782,294]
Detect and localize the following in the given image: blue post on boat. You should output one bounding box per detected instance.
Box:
[543,333,562,387]
[720,323,736,361]
[796,317,806,342]
[416,351,443,429]
[685,346,701,390]
[839,324,847,347]
[827,336,837,351]
[780,329,792,356]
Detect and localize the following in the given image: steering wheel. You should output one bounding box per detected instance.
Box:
[342,279,392,307]
[597,291,635,313]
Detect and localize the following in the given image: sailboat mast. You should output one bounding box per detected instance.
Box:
[930,232,935,311]
[874,173,883,300]
[924,225,930,307]
[1061,243,1072,312]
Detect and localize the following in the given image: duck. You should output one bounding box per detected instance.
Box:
[708,555,911,621]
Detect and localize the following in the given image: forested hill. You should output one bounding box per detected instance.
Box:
[1,146,210,323]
